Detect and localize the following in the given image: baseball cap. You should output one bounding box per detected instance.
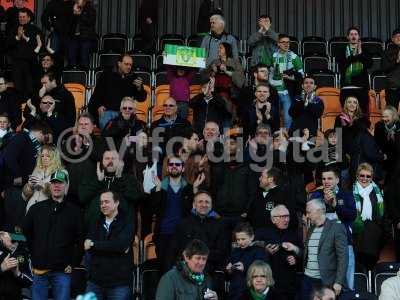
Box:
[50,170,69,184]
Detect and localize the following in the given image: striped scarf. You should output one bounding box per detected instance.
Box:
[344,45,364,84]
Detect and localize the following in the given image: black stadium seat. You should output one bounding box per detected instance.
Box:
[302,36,327,56]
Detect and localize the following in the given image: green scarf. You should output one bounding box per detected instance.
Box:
[250,287,268,300]
[344,45,364,84]
[179,261,205,286]
[352,182,384,235]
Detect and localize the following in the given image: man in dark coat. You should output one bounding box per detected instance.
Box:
[169,191,229,273]
[382,28,400,108]
[84,190,134,299]
[88,54,147,128]
[255,204,302,300]
[0,75,21,130]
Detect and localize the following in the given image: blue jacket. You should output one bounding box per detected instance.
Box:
[310,189,357,244]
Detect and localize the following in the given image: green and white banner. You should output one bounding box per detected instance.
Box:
[164,44,206,68]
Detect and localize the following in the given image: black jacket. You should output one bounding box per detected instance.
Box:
[255,226,303,296]
[41,0,74,35]
[210,162,258,216]
[88,71,147,123]
[103,114,145,149]
[247,186,298,230]
[70,1,96,40]
[382,44,400,89]
[1,131,38,187]
[7,23,41,61]
[289,95,324,137]
[0,88,22,129]
[5,7,34,34]
[22,198,83,271]
[239,288,279,300]
[189,93,231,135]
[87,211,134,287]
[170,212,229,271]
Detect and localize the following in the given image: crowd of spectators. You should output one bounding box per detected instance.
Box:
[0,0,400,299]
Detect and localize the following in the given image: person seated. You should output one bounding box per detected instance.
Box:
[102,96,145,149]
[0,114,15,148]
[239,260,279,300]
[0,74,21,130]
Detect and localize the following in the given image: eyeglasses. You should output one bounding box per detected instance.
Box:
[41,101,53,105]
[168,162,183,167]
[358,174,372,179]
[252,275,267,279]
[163,104,176,107]
[272,215,290,219]
[122,107,134,111]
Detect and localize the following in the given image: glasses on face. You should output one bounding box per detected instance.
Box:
[122,107,134,111]
[163,104,176,108]
[252,274,267,279]
[168,162,183,167]
[358,174,372,179]
[273,214,290,219]
[41,101,53,105]
[0,82,5,85]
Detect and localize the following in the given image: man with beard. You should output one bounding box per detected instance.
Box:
[151,155,194,274]
[79,149,142,228]
[201,14,238,67]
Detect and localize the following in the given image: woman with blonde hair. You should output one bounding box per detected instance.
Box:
[352,162,384,270]
[22,145,68,212]
[240,260,278,300]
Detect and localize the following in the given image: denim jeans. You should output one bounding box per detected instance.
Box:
[347,245,355,290]
[32,272,71,300]
[278,92,293,129]
[86,281,131,300]
[99,110,119,130]
[300,275,322,300]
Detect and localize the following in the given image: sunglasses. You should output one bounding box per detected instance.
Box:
[272,214,290,219]
[122,107,134,111]
[358,174,372,179]
[41,101,53,105]
[168,162,183,167]
[163,104,176,107]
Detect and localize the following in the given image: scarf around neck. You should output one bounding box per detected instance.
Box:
[250,287,269,300]
[345,45,364,84]
[179,261,205,286]
[353,181,383,221]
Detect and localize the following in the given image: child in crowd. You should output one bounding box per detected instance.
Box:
[166,66,196,120]
[226,222,268,300]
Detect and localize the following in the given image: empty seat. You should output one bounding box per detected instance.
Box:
[355,272,369,294]
[289,36,300,55]
[373,262,400,295]
[101,33,127,53]
[317,87,342,114]
[312,70,336,88]
[371,73,387,91]
[329,37,348,61]
[368,57,382,74]
[302,36,327,56]
[64,83,86,115]
[361,37,384,57]
[155,54,165,72]
[62,70,87,86]
[159,33,185,52]
[132,34,157,54]
[130,54,153,72]
[98,53,120,70]
[303,55,330,74]
[187,34,203,48]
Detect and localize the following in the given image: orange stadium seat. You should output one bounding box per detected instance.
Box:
[135,84,152,123]
[64,83,86,115]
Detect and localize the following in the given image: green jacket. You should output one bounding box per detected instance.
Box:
[156,264,213,300]
[78,171,142,227]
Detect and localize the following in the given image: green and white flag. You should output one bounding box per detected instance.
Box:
[164,44,206,68]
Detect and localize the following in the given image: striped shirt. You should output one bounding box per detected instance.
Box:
[304,226,323,279]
